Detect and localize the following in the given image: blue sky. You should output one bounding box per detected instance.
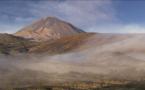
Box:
[0,0,145,33]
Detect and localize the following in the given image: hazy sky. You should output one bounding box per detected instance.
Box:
[0,0,145,33]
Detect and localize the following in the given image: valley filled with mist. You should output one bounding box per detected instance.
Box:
[1,33,145,89]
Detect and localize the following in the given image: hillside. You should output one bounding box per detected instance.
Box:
[0,33,37,55]
[29,33,96,54]
[0,33,95,55]
[0,32,138,55]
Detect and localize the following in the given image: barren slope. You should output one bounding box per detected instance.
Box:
[14,17,84,41]
[29,33,96,54]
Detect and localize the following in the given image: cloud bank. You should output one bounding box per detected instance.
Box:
[29,0,115,27]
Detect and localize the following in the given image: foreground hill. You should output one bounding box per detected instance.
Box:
[0,33,36,55]
[14,17,85,41]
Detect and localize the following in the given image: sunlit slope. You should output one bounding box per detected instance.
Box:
[14,17,85,41]
[29,33,95,54]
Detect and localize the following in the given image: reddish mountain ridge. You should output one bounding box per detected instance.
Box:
[14,17,85,41]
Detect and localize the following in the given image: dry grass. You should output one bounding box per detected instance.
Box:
[2,80,145,90]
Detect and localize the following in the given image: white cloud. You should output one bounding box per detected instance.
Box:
[28,0,116,29]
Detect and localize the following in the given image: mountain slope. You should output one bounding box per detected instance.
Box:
[0,33,37,55]
[0,33,95,55]
[1,33,133,55]
[29,33,95,54]
[14,17,85,41]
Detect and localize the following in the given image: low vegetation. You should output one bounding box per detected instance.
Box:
[1,80,145,90]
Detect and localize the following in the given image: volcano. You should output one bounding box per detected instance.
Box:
[14,17,85,41]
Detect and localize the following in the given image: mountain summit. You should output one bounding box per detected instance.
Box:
[14,17,85,41]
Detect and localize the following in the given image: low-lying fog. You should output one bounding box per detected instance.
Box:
[1,35,145,88]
